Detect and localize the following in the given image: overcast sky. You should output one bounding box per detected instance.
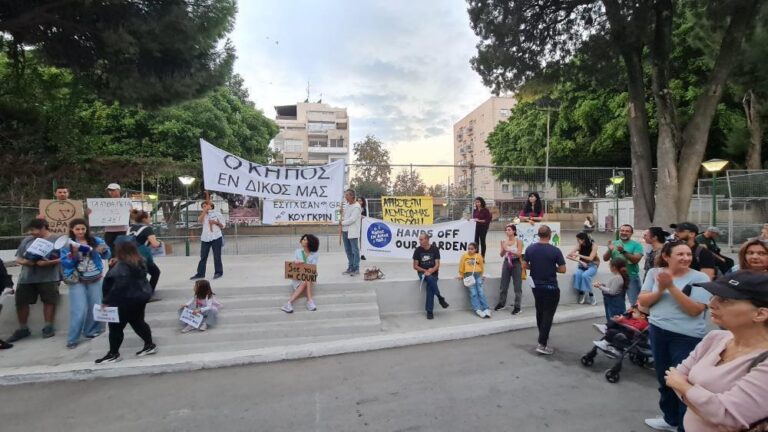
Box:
[230,0,494,182]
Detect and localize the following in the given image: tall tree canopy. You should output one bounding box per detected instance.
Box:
[0,0,237,107]
[469,0,767,227]
[351,135,392,191]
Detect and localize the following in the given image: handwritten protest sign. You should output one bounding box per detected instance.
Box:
[284,262,318,282]
[180,307,204,328]
[382,196,433,225]
[263,199,341,225]
[23,238,55,260]
[92,305,119,323]
[516,223,562,251]
[201,139,344,203]
[39,199,84,235]
[86,198,132,227]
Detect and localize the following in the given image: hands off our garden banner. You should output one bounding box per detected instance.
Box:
[361,217,475,263]
[200,139,345,203]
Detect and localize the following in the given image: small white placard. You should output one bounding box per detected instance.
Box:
[93,304,120,323]
[26,238,55,258]
[86,198,132,227]
[180,307,204,328]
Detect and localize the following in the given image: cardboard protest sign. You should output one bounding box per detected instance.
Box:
[93,305,119,323]
[284,261,318,282]
[382,196,433,225]
[360,217,475,263]
[516,223,562,251]
[86,198,132,227]
[201,139,344,203]
[39,199,84,235]
[263,199,341,225]
[179,307,204,328]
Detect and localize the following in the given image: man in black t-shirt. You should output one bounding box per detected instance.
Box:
[672,222,716,280]
[412,233,449,319]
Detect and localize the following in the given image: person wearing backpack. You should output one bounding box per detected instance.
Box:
[94,237,156,364]
[664,271,768,431]
[128,210,161,293]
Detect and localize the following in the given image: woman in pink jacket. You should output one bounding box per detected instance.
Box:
[664,271,768,432]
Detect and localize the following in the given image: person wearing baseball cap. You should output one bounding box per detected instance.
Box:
[695,226,734,275]
[664,271,768,431]
[671,222,717,280]
[102,183,129,252]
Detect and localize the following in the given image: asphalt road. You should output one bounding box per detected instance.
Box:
[0,319,660,432]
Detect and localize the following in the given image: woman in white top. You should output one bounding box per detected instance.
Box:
[496,224,524,315]
[281,234,320,313]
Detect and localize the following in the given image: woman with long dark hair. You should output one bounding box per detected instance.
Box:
[472,197,491,258]
[567,232,600,305]
[519,192,544,224]
[128,209,162,293]
[281,234,321,313]
[60,218,111,349]
[496,223,524,314]
[95,238,156,364]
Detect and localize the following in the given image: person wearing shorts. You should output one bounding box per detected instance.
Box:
[6,219,62,342]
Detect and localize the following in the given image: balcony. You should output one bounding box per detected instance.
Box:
[308,146,348,154]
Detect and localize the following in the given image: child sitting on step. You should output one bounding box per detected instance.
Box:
[179,279,221,332]
[458,242,491,319]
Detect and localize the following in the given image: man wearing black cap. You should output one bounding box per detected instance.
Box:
[672,222,717,280]
[696,226,735,275]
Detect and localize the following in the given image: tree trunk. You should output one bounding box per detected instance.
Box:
[675,0,761,223]
[743,90,763,170]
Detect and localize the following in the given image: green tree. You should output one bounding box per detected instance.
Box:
[0,0,236,107]
[391,169,427,196]
[351,135,392,191]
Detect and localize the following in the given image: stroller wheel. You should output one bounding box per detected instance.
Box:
[605,369,620,383]
[580,355,594,367]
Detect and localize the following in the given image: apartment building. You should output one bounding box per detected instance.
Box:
[272,102,350,165]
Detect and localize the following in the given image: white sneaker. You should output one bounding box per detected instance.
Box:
[578,293,586,304]
[306,300,317,311]
[592,323,607,334]
[280,303,294,313]
[475,309,485,318]
[536,344,554,355]
[644,418,677,431]
[181,325,194,333]
[589,295,598,306]
[483,309,492,318]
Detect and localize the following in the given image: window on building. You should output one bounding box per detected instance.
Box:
[307,122,335,133]
[500,108,511,117]
[329,138,345,147]
[502,184,510,193]
[284,139,303,153]
[285,158,303,165]
[512,185,523,197]
[309,138,328,148]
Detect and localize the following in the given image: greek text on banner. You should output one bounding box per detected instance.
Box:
[262,199,341,225]
[200,139,345,203]
[382,196,433,225]
[360,217,475,263]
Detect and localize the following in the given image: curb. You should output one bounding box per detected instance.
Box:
[0,308,603,385]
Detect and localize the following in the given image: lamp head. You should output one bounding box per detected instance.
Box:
[178,175,196,186]
[701,158,729,173]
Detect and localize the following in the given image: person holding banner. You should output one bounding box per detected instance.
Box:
[36,185,72,219]
[341,189,362,276]
[102,183,130,252]
[519,192,545,224]
[472,197,492,259]
[413,233,450,320]
[6,219,61,343]
[497,223,524,315]
[281,234,320,313]
[60,218,111,349]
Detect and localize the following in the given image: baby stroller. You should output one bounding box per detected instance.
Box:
[579,320,653,383]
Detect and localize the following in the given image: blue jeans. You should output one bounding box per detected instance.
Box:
[648,324,702,431]
[342,232,360,272]
[572,263,598,294]
[602,293,626,321]
[67,279,104,344]
[196,237,223,276]
[466,273,490,311]
[626,275,641,306]
[419,273,442,313]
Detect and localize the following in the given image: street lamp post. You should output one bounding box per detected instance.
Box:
[609,174,625,240]
[178,175,196,257]
[701,159,729,227]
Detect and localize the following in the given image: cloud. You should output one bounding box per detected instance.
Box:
[230,0,493,183]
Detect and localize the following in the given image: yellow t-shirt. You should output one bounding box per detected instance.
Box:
[458,253,484,276]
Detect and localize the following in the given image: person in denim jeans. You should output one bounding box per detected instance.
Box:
[638,241,711,432]
[603,224,644,306]
[567,232,600,305]
[413,233,449,320]
[60,219,111,349]
[340,189,362,276]
[190,201,225,280]
[458,243,491,318]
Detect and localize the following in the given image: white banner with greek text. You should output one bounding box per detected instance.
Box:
[360,217,475,263]
[262,199,341,225]
[200,139,345,203]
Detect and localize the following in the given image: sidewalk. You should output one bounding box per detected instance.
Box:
[0,252,607,385]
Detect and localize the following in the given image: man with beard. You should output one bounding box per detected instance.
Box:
[603,224,644,305]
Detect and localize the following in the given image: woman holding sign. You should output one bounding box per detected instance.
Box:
[60,219,111,349]
[281,234,320,313]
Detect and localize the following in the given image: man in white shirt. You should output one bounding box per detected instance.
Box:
[340,189,362,276]
[102,183,129,252]
[190,201,226,280]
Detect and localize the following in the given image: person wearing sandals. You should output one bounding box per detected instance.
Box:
[95,237,156,364]
[60,218,111,349]
[567,232,600,305]
[496,223,524,314]
[664,271,768,432]
[281,234,320,313]
[180,279,221,332]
